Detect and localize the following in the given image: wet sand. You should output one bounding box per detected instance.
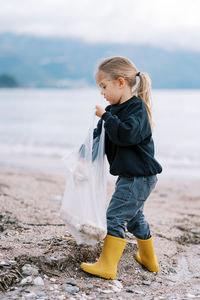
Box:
[0,167,200,299]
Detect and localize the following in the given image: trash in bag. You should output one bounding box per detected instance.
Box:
[61,115,108,245]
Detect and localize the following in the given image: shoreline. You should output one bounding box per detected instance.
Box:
[0,153,200,181]
[0,166,200,299]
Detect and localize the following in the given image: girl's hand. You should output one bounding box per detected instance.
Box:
[95,105,106,118]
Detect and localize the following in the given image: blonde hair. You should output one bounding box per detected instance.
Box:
[97,56,153,129]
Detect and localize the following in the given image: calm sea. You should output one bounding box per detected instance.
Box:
[0,88,199,179]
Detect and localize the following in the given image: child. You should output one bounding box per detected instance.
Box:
[81,56,162,280]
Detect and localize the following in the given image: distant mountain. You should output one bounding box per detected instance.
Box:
[0,33,199,89]
[0,74,19,87]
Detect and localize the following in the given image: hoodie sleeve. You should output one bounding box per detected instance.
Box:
[93,104,111,139]
[101,103,152,146]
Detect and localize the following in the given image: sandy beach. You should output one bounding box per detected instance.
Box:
[0,167,200,300]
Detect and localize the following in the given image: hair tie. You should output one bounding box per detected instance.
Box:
[136,72,140,77]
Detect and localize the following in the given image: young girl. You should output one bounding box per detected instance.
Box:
[81,56,162,280]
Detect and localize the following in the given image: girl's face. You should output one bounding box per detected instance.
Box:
[96,71,123,105]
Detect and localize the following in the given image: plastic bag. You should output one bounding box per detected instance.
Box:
[61,115,107,245]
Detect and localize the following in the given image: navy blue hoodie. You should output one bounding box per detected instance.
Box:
[94,95,162,177]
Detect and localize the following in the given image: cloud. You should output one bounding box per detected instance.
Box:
[0,0,200,51]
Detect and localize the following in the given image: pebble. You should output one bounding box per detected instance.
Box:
[24,292,36,299]
[186,294,197,298]
[159,193,168,198]
[33,276,44,286]
[63,286,80,294]
[99,289,113,294]
[37,291,46,297]
[191,228,199,234]
[126,287,145,295]
[115,276,123,281]
[22,264,39,276]
[50,278,57,282]
[0,260,11,266]
[111,285,121,292]
[87,283,94,289]
[168,266,177,273]
[134,290,145,295]
[56,296,65,300]
[126,288,134,293]
[65,280,77,286]
[112,280,123,290]
[142,280,151,286]
[109,280,123,293]
[20,276,33,285]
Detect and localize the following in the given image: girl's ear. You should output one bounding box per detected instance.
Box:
[117,77,126,88]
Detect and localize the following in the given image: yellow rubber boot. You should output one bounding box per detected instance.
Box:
[81,234,127,279]
[136,236,159,272]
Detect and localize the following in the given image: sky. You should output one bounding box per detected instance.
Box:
[0,0,200,51]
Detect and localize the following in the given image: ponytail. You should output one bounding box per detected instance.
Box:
[136,73,154,129]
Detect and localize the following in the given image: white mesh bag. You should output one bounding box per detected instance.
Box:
[61,115,107,245]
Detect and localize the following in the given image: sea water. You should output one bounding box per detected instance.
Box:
[0,88,199,179]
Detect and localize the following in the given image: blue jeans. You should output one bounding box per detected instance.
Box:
[106,175,158,240]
